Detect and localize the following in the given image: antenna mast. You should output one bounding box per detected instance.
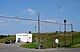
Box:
[58,0,61,32]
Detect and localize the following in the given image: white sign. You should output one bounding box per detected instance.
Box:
[55,39,59,43]
[16,33,32,43]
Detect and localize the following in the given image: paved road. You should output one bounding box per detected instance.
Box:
[0,43,80,52]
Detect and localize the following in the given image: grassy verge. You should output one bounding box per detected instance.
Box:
[20,42,37,48]
[70,44,80,48]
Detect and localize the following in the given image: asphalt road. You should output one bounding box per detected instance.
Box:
[0,43,80,52]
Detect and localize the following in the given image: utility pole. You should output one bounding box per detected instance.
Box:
[64,20,66,47]
[38,13,40,43]
[37,12,41,49]
[71,24,74,45]
[38,13,40,34]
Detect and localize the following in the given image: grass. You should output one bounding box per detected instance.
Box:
[70,44,80,48]
[20,42,37,48]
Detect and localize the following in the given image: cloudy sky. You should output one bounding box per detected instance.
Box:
[0,0,80,34]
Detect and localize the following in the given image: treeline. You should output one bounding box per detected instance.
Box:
[0,35,15,39]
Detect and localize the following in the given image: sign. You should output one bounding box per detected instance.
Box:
[55,39,59,43]
[16,33,32,43]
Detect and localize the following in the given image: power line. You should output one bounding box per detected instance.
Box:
[0,16,37,21]
[0,15,71,25]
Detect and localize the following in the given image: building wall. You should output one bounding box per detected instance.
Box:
[16,33,32,43]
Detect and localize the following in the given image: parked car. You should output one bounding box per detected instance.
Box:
[5,41,11,44]
[5,40,15,44]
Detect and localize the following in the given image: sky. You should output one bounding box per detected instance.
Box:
[0,0,80,34]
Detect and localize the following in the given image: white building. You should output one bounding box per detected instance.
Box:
[16,33,32,43]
